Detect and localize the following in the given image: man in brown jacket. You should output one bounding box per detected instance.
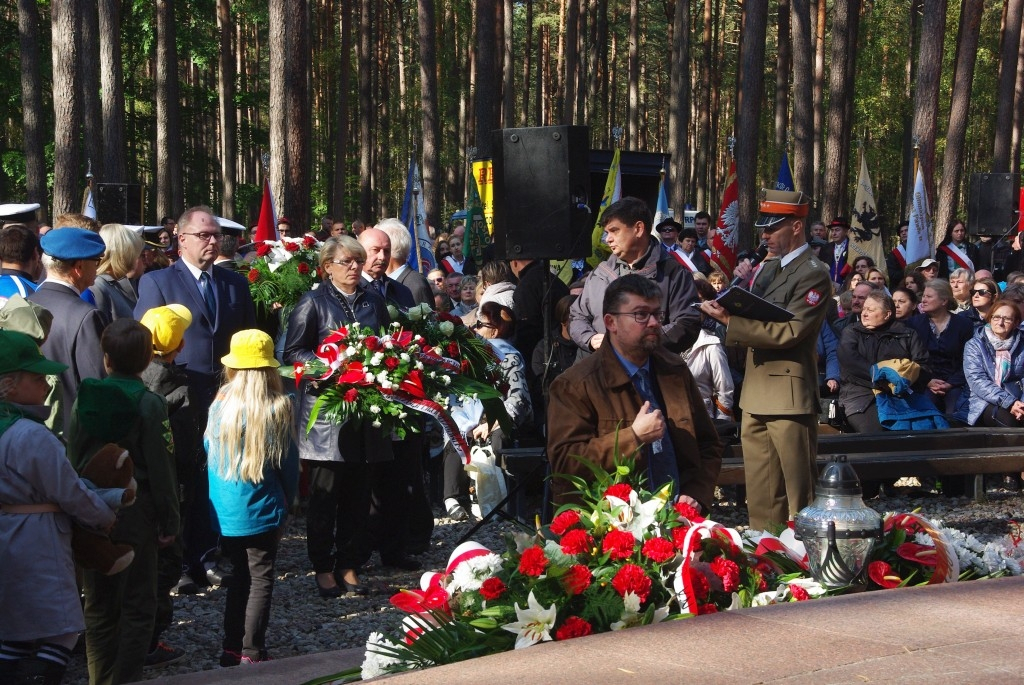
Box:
[547,274,722,510]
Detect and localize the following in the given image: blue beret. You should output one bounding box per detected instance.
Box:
[40,227,106,260]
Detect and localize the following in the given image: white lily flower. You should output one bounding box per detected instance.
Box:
[501,591,557,649]
[785,577,827,598]
[610,592,643,631]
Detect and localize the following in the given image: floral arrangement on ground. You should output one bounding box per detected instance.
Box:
[247,235,321,312]
[281,323,503,453]
[302,454,1024,683]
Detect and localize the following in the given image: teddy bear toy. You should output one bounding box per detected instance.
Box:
[72,443,138,575]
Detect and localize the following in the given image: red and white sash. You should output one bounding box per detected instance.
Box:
[441,255,465,275]
[891,244,907,269]
[938,243,974,272]
[670,250,699,273]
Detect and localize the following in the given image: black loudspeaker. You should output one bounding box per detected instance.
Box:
[491,125,591,260]
[95,183,145,225]
[968,173,1020,236]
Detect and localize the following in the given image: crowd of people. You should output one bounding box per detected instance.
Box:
[1,193,1023,684]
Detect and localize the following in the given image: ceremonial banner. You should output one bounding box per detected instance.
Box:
[470,159,494,232]
[587,147,621,268]
[849,151,886,274]
[653,172,672,229]
[710,160,739,277]
[401,159,435,273]
[82,188,97,220]
[253,177,278,243]
[464,169,489,265]
[906,166,932,265]
[775,151,795,192]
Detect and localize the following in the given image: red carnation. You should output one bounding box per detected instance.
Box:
[297,262,310,275]
[697,603,718,615]
[247,269,260,283]
[255,242,271,257]
[611,563,652,603]
[560,529,593,556]
[479,577,507,600]
[302,235,317,248]
[343,388,359,403]
[364,336,380,351]
[384,357,400,370]
[460,360,471,373]
[789,583,811,601]
[710,557,741,593]
[284,241,300,252]
[562,564,592,595]
[549,510,581,536]
[641,537,676,563]
[604,483,633,501]
[602,529,636,561]
[688,567,710,600]
[446,341,460,357]
[671,526,688,551]
[868,560,902,589]
[518,546,549,576]
[555,616,593,641]
[673,501,703,521]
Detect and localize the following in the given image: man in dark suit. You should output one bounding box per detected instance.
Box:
[135,206,256,592]
[359,227,416,309]
[376,218,434,307]
[29,227,110,434]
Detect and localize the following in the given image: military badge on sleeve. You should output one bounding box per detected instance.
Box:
[805,289,823,306]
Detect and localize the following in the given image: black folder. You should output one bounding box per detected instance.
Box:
[715,286,794,322]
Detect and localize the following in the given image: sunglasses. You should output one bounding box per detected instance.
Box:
[472,321,494,330]
[972,289,994,297]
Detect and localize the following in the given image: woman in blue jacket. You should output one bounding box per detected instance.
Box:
[963,301,1024,427]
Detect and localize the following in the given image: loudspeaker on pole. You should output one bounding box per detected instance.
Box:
[491,126,591,260]
[968,173,1020,236]
[95,183,145,225]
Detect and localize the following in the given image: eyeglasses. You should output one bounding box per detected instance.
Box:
[181,231,222,242]
[329,258,365,269]
[607,309,664,324]
[972,289,994,297]
[472,321,494,330]
[990,315,1016,323]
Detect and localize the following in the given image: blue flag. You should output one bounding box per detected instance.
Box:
[400,159,435,273]
[775,151,795,192]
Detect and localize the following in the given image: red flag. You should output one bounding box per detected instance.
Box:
[254,177,278,243]
[710,161,739,277]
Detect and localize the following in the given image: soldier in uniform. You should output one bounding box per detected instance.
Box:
[701,189,831,530]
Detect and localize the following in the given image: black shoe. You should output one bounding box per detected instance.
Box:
[145,642,185,669]
[172,573,200,596]
[315,576,342,598]
[219,650,242,668]
[206,566,232,587]
[381,556,423,572]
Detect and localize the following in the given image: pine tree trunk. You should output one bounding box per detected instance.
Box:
[775,0,791,153]
[522,0,533,126]
[736,0,768,250]
[822,0,859,223]
[901,0,921,219]
[669,0,689,214]
[502,0,515,128]
[419,0,441,229]
[1012,20,1024,175]
[475,0,497,159]
[333,0,351,219]
[80,1,102,184]
[269,0,286,215]
[358,0,373,220]
[913,0,947,235]
[99,0,126,184]
[285,0,311,232]
[17,0,47,217]
[791,0,813,196]
[627,0,640,148]
[156,0,182,219]
[994,0,1024,172]
[936,0,982,233]
[563,0,579,125]
[812,0,825,206]
[51,0,81,218]
[217,0,236,218]
[695,0,712,209]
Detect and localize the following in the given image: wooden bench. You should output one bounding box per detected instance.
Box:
[717,427,1024,501]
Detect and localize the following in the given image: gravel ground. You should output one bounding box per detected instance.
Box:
[64,479,1024,684]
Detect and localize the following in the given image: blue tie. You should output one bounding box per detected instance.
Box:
[632,366,679,496]
[199,272,216,318]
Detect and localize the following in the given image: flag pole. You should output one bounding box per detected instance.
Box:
[412,183,424,273]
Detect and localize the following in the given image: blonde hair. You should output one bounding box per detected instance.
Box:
[98,223,144,278]
[205,367,293,484]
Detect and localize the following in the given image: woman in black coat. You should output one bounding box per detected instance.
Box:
[838,290,931,432]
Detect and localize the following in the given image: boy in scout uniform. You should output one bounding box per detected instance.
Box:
[701,189,831,530]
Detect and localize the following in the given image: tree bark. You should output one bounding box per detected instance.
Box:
[156,0,182,219]
[358,0,373,220]
[901,0,922,219]
[936,0,982,233]
[419,0,441,229]
[669,0,690,214]
[474,0,497,159]
[822,0,860,223]
[17,0,47,217]
[912,0,947,234]
[51,0,81,218]
[993,0,1024,172]
[1012,14,1024,176]
[695,0,713,209]
[503,0,516,128]
[80,0,102,184]
[563,0,579,125]
[812,0,825,206]
[269,0,286,216]
[99,0,126,184]
[333,0,351,219]
[522,0,533,126]
[736,0,768,250]
[775,0,792,153]
[217,0,236,218]
[285,0,310,232]
[791,0,813,195]
[627,0,640,148]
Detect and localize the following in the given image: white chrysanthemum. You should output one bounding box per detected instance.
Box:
[364,372,374,383]
[361,632,404,680]
[982,544,1009,574]
[449,553,503,592]
[380,379,393,390]
[376,371,389,385]
[371,352,384,366]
